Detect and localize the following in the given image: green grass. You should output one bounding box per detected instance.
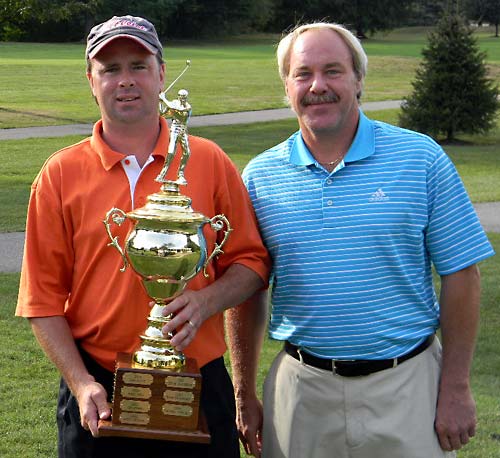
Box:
[2,109,500,232]
[1,27,499,128]
[2,26,500,457]
[363,26,500,62]
[0,135,85,231]
[0,272,59,457]
[0,40,282,128]
[3,234,499,457]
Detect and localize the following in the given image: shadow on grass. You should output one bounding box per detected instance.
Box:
[0,107,86,126]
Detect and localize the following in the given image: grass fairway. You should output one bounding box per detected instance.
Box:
[0,39,281,128]
[2,109,500,232]
[2,234,499,457]
[1,27,499,128]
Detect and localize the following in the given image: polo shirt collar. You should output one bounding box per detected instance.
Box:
[91,117,169,171]
[289,109,375,166]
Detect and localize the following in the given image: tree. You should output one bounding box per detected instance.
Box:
[165,0,274,38]
[466,0,500,37]
[0,0,272,41]
[0,0,104,41]
[405,0,449,26]
[93,0,187,39]
[327,0,415,38]
[269,0,414,37]
[399,13,499,142]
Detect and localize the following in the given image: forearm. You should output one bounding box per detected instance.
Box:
[227,289,268,457]
[434,264,481,451]
[439,264,481,387]
[30,316,95,395]
[163,263,265,350]
[164,263,264,324]
[29,316,111,435]
[202,263,265,317]
[227,289,269,398]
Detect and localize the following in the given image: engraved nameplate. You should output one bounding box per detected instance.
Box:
[120,399,151,413]
[165,376,196,389]
[122,372,154,385]
[163,389,194,404]
[119,412,150,426]
[121,386,152,400]
[162,403,193,417]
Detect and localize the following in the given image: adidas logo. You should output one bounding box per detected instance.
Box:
[369,188,389,202]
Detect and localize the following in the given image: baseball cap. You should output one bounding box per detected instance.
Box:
[86,15,163,60]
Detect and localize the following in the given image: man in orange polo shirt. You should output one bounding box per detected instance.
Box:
[16,15,269,458]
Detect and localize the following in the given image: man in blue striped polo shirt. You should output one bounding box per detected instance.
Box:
[227,21,495,458]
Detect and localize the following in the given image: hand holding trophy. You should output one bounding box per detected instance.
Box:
[99,60,231,442]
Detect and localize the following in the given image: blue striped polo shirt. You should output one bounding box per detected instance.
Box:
[242,110,495,360]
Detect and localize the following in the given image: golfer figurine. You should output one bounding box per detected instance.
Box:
[156,89,192,185]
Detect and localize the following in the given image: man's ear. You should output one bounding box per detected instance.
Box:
[159,63,166,93]
[87,71,96,97]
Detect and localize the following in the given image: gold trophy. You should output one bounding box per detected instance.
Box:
[98,61,231,442]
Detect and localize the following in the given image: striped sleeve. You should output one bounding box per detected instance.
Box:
[425,147,493,274]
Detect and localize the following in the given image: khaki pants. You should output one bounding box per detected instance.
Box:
[262,339,455,458]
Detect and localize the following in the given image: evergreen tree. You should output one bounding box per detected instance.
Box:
[399,13,499,142]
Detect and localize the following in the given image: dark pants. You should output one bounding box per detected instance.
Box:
[57,350,240,458]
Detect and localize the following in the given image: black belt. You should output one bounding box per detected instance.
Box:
[284,334,435,377]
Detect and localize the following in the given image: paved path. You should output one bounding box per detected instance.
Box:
[0,100,402,140]
[1,202,498,273]
[1,99,498,273]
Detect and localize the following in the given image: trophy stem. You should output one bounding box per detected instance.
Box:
[134,302,186,370]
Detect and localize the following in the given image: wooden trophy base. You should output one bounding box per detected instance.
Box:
[98,416,210,443]
[98,353,210,443]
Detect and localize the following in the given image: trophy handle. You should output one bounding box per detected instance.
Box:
[202,214,232,278]
[103,207,129,272]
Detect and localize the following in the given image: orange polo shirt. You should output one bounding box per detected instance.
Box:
[16,118,269,372]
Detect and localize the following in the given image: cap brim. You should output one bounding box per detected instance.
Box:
[87,34,157,59]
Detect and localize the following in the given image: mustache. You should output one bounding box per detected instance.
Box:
[301,93,339,106]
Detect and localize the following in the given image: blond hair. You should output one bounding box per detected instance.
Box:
[277,22,368,99]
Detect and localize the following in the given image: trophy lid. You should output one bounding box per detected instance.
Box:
[127,189,208,225]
